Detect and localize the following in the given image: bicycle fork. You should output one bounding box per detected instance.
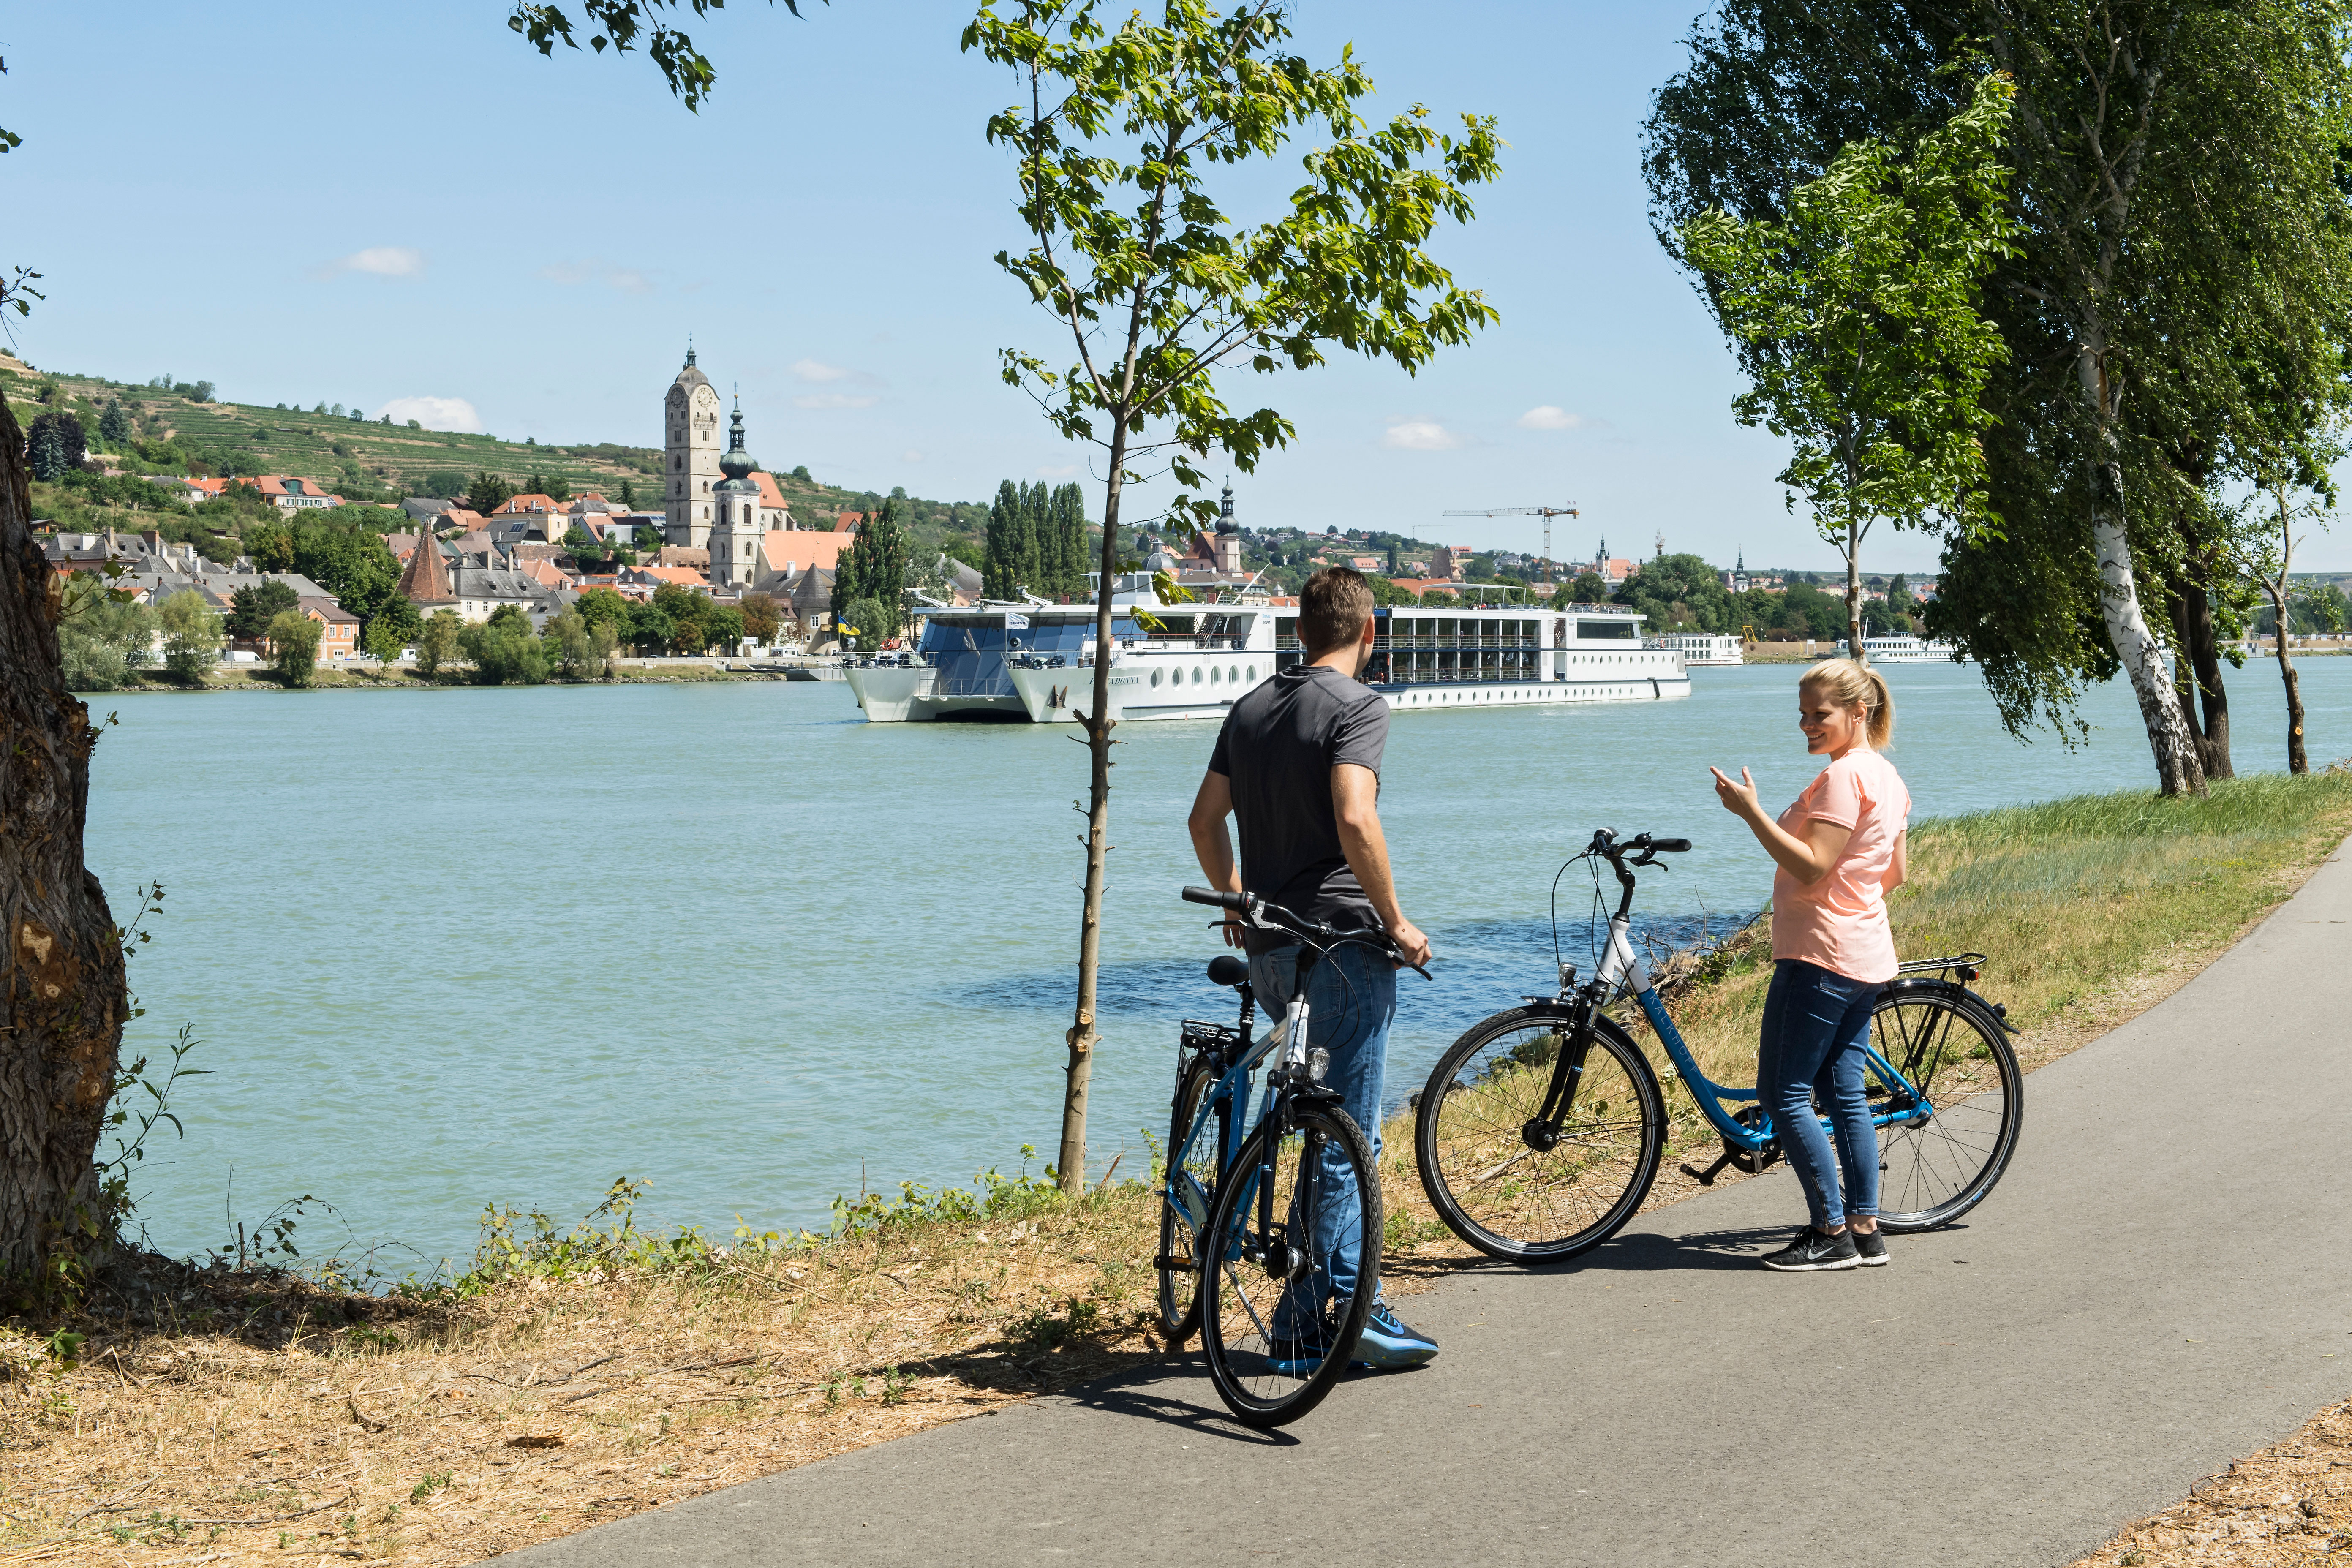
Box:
[1256,991,1315,1283]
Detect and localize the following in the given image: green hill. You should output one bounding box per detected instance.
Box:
[2,352,991,542]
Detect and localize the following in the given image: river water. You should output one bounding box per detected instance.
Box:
[81,656,2352,1270]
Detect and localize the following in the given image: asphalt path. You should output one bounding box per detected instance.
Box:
[516,845,2352,1568]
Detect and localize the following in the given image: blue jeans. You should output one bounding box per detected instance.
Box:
[1757,959,1881,1230]
[1250,941,1394,1341]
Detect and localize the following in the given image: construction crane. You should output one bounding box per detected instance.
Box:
[1440,505,1580,588]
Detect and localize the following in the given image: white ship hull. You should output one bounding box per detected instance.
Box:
[1006,654,1691,724]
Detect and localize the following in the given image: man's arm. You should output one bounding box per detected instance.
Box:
[1186,768,1247,949]
[1332,762,1431,967]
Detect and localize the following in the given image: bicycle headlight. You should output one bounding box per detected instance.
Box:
[1307,1048,1330,1083]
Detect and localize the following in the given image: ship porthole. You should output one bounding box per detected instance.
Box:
[1228,666,1239,683]
[1192,667,1203,685]
[1209,666,1220,684]
[1246,665,1255,681]
[1151,670,1162,687]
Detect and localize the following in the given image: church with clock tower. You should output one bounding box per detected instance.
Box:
[664,346,724,549]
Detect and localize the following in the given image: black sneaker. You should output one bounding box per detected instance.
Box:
[1761,1226,1862,1271]
[1851,1227,1888,1266]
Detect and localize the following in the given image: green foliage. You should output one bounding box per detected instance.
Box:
[466,470,515,515]
[415,608,463,677]
[1680,72,2016,648]
[28,410,83,479]
[57,583,155,691]
[1613,552,1733,633]
[266,609,323,687]
[833,499,912,637]
[575,585,633,631]
[367,597,422,662]
[98,398,131,447]
[841,595,889,651]
[459,604,551,684]
[982,480,1087,601]
[508,0,819,113]
[154,589,220,683]
[549,608,621,678]
[422,468,469,499]
[226,579,299,643]
[740,591,782,645]
[967,0,1503,530]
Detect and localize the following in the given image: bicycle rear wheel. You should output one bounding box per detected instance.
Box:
[1199,1100,1380,1429]
[1867,985,2023,1232]
[1415,1008,1666,1261]
[1157,1059,1219,1342]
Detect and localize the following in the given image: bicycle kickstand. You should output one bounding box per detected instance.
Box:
[1678,1149,1736,1188]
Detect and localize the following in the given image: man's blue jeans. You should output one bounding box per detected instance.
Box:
[1249,940,1394,1342]
[1757,958,1881,1230]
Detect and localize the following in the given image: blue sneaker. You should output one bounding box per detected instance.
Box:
[1351,1302,1439,1369]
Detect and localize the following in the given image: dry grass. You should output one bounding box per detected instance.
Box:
[2064,1397,2352,1567]
[7,774,2351,1566]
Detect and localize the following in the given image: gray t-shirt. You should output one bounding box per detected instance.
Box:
[1206,664,1388,951]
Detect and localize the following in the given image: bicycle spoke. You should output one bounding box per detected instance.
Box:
[1867,991,2021,1230]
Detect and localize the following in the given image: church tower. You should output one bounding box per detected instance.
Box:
[708,401,766,593]
[664,344,722,550]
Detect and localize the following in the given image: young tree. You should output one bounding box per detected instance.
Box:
[98,399,131,448]
[741,592,782,645]
[1680,72,2016,662]
[966,0,1501,1190]
[155,588,220,684]
[56,583,155,692]
[415,608,463,676]
[266,609,323,687]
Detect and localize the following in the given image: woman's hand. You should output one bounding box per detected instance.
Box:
[1710,765,1761,821]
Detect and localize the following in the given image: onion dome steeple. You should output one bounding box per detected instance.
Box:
[1216,481,1238,535]
[716,397,759,489]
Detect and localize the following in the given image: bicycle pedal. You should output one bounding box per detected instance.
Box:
[1677,1162,1720,1187]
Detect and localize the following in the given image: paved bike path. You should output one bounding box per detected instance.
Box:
[516,846,2352,1568]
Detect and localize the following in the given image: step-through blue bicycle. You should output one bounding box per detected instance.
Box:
[1413,827,2024,1262]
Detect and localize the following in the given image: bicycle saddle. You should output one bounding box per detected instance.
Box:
[1206,954,1249,988]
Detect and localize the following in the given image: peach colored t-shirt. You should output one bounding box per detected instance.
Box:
[1769,748,1911,984]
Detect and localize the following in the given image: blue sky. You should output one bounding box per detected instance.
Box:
[11,1,2302,573]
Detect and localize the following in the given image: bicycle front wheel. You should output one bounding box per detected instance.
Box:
[1199,1100,1381,1429]
[1415,1008,1665,1261]
[1868,985,2023,1232]
[1157,1059,1219,1342]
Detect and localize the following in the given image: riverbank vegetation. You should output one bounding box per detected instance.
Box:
[6,773,2349,1563]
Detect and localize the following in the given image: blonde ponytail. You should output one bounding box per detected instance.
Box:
[1802,657,1895,749]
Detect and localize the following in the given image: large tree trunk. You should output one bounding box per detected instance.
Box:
[1058,422,1129,1195]
[1844,514,1865,662]
[2080,350,2204,796]
[0,398,128,1291]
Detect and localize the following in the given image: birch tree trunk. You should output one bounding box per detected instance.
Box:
[0,398,129,1290]
[2078,347,2205,796]
[1058,423,1128,1195]
[1844,514,1864,660]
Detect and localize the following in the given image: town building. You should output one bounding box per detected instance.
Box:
[660,350,795,551]
[298,595,361,658]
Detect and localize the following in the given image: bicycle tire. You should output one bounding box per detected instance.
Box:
[1415,1007,1666,1262]
[1157,1058,1219,1342]
[1867,983,2023,1232]
[1199,1100,1381,1429]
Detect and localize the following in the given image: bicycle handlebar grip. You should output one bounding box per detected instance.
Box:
[1651,838,1693,852]
[1181,885,1246,910]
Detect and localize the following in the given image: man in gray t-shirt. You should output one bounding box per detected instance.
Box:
[1186,566,1437,1371]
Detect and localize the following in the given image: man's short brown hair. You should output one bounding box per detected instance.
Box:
[1299,566,1375,656]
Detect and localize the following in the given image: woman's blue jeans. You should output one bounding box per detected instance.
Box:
[1757,958,1881,1230]
[1249,941,1394,1343]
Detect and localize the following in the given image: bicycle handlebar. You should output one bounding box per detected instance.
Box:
[1176,886,1432,980]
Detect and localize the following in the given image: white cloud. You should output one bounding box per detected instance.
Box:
[537,259,595,285]
[792,393,879,411]
[1517,405,1584,430]
[1382,419,1462,452]
[605,268,653,296]
[319,246,425,280]
[792,359,849,383]
[374,395,483,433]
[902,449,926,462]
[1034,463,1080,479]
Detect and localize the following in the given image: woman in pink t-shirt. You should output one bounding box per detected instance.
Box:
[1710,658,1911,1274]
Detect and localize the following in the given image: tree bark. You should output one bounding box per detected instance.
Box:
[0,398,128,1291]
[1058,422,1129,1195]
[2276,613,2307,775]
[2167,574,2232,780]
[2079,349,2204,796]
[1845,513,1865,662]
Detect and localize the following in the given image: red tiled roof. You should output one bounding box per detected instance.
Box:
[491,494,561,515]
[834,511,863,532]
[760,530,852,573]
[395,530,455,605]
[750,472,791,512]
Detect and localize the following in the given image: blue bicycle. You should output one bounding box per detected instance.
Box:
[1413,827,2024,1262]
[1158,886,1424,1428]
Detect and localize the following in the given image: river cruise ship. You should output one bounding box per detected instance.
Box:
[1838,635,1968,663]
[844,579,1691,723]
[1647,632,1744,667]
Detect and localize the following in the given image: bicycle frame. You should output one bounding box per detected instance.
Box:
[1165,964,1315,1252]
[1583,889,1933,1155]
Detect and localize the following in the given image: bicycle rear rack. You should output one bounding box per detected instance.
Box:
[1897,951,1986,983]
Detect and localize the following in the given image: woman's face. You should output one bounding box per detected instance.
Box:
[1799,684,1868,756]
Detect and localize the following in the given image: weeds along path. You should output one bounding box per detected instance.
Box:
[7,778,2348,1566]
